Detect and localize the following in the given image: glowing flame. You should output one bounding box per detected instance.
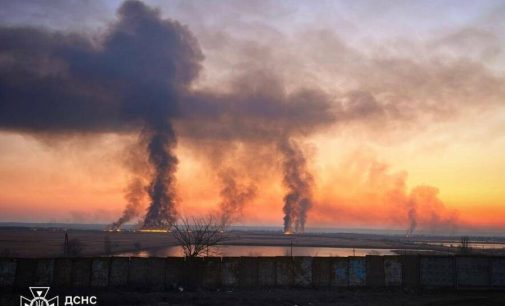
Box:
[139,229,170,233]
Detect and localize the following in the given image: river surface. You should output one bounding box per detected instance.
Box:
[118,245,406,257]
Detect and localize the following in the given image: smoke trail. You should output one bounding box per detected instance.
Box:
[406,203,417,237]
[279,139,314,234]
[218,169,256,227]
[142,126,178,229]
[109,177,146,230]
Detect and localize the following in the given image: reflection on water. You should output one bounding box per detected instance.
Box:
[118,245,398,257]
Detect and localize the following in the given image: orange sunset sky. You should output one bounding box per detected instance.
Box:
[0,0,504,233]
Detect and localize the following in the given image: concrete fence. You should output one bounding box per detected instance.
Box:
[1,255,505,290]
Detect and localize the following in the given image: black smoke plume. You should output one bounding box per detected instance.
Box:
[406,201,417,237]
[217,169,257,227]
[279,139,314,234]
[0,1,203,229]
[109,177,146,230]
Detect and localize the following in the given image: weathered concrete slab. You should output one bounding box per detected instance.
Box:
[182,257,204,288]
[165,257,183,289]
[491,258,505,287]
[71,258,91,287]
[128,257,148,288]
[202,257,221,289]
[401,255,419,288]
[146,258,166,290]
[221,257,240,287]
[456,257,490,287]
[384,256,402,286]
[128,257,164,289]
[349,257,366,286]
[366,256,384,287]
[14,259,36,288]
[239,257,258,287]
[331,257,348,287]
[275,257,293,286]
[53,258,72,287]
[34,259,54,286]
[109,257,129,287]
[312,257,331,287]
[293,257,312,287]
[91,258,109,287]
[420,256,454,288]
[0,258,16,287]
[257,257,276,287]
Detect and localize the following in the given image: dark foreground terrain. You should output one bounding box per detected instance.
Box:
[3,288,505,306]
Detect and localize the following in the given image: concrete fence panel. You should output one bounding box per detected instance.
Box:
[312,257,331,287]
[366,256,384,287]
[146,258,166,290]
[239,257,258,287]
[331,257,348,287]
[165,257,183,289]
[491,257,505,287]
[0,258,16,287]
[221,257,240,287]
[34,259,54,286]
[420,256,454,288]
[257,257,276,287]
[53,258,72,287]
[71,258,91,288]
[384,256,402,286]
[349,257,366,287]
[293,257,312,287]
[275,257,293,286]
[91,258,110,287]
[456,257,490,288]
[202,257,221,289]
[14,259,37,288]
[4,255,505,291]
[401,255,419,288]
[109,257,129,287]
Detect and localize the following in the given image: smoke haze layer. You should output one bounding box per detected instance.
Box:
[279,139,314,233]
[3,1,502,231]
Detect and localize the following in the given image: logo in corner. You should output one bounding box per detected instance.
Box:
[20,287,59,306]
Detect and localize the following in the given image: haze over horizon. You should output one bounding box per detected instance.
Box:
[1,0,504,234]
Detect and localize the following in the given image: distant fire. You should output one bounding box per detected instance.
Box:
[284,230,293,235]
[138,229,170,233]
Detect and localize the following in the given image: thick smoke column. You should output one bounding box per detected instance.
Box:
[110,178,146,230]
[279,139,314,234]
[0,1,203,229]
[218,169,256,227]
[142,126,178,229]
[406,200,417,237]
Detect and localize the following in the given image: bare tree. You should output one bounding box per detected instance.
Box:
[172,215,229,257]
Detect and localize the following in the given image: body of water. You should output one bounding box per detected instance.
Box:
[118,245,403,257]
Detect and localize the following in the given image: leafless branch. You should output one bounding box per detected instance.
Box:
[172,215,230,257]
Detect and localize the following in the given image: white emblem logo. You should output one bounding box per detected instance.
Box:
[20,287,59,306]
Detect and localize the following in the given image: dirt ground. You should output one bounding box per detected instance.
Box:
[2,288,505,306]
